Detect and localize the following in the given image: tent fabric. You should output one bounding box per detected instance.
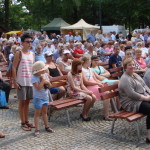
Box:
[42,18,70,31]
[61,19,99,30]
[61,19,99,40]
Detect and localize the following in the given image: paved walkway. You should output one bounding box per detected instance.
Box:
[0,90,150,150]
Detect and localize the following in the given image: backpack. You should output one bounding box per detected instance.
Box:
[6,51,22,78]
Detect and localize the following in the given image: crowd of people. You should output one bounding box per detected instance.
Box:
[0,29,150,142]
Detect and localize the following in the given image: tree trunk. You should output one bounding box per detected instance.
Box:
[4,0,9,30]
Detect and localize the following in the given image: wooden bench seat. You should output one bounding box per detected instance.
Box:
[48,75,85,126]
[99,84,145,143]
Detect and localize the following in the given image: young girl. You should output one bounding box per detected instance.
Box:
[32,61,55,136]
[67,59,96,121]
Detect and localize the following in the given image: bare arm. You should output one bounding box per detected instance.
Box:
[1,53,7,63]
[82,71,103,87]
[68,72,87,93]
[12,51,21,88]
[100,68,110,78]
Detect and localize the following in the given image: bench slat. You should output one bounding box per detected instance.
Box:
[54,99,85,109]
[126,113,145,122]
[120,112,137,119]
[49,98,77,106]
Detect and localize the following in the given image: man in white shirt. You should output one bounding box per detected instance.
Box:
[111,31,116,41]
[95,30,103,41]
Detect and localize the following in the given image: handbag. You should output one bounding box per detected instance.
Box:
[0,90,7,107]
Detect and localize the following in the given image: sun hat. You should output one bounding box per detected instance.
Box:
[32,61,48,74]
[63,50,70,54]
[44,51,54,57]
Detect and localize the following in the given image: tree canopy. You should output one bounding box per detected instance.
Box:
[0,0,150,31]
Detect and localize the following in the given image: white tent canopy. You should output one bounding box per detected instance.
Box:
[61,19,99,40]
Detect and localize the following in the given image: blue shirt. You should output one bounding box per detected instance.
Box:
[100,48,109,62]
[86,33,96,44]
[35,53,46,63]
[31,73,49,99]
[74,35,82,41]
[109,54,122,69]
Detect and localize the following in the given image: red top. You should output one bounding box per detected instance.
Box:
[135,58,146,69]
[73,49,85,58]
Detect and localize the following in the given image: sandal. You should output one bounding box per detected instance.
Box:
[34,130,40,137]
[25,121,35,128]
[103,117,113,121]
[45,127,55,133]
[21,123,31,131]
[0,133,5,138]
[80,114,91,121]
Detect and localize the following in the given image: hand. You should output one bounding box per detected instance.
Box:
[85,91,93,96]
[98,83,104,87]
[44,80,50,85]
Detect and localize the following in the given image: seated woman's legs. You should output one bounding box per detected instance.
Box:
[139,101,150,141]
[103,99,111,118]
[57,86,66,99]
[82,95,96,119]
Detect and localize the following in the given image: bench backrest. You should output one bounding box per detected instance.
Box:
[99,84,118,100]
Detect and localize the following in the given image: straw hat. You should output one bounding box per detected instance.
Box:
[32,61,48,74]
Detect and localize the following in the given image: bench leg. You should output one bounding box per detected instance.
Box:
[66,109,71,127]
[135,121,141,144]
[111,119,116,135]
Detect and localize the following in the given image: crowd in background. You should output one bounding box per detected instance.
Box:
[1,29,150,140]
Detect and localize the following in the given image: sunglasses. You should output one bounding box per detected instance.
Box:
[24,40,33,43]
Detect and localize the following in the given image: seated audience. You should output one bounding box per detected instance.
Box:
[58,50,72,75]
[91,55,118,85]
[67,59,96,121]
[45,51,65,99]
[81,56,112,121]
[119,58,150,144]
[109,46,122,69]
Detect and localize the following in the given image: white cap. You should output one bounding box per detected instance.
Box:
[44,51,54,57]
[63,50,70,54]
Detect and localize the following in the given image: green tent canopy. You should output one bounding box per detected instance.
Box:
[41,18,70,31]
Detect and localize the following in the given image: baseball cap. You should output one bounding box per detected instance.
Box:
[63,50,70,54]
[44,51,54,57]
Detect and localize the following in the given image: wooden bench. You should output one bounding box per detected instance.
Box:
[48,75,85,126]
[109,67,123,79]
[99,84,145,143]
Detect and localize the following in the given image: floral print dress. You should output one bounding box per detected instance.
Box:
[67,74,87,99]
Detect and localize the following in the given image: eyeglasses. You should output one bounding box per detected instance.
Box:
[24,40,33,43]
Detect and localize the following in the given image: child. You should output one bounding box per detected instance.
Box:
[32,61,55,136]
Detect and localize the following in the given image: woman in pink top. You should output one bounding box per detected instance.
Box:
[105,41,113,52]
[134,48,147,69]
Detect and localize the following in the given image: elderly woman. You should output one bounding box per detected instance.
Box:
[134,48,147,77]
[45,51,65,99]
[84,42,97,57]
[67,59,96,121]
[58,50,72,75]
[119,57,150,143]
[81,56,112,120]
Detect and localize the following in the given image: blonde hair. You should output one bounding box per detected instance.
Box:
[81,56,90,64]
[123,57,135,70]
[10,45,17,53]
[135,48,142,53]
